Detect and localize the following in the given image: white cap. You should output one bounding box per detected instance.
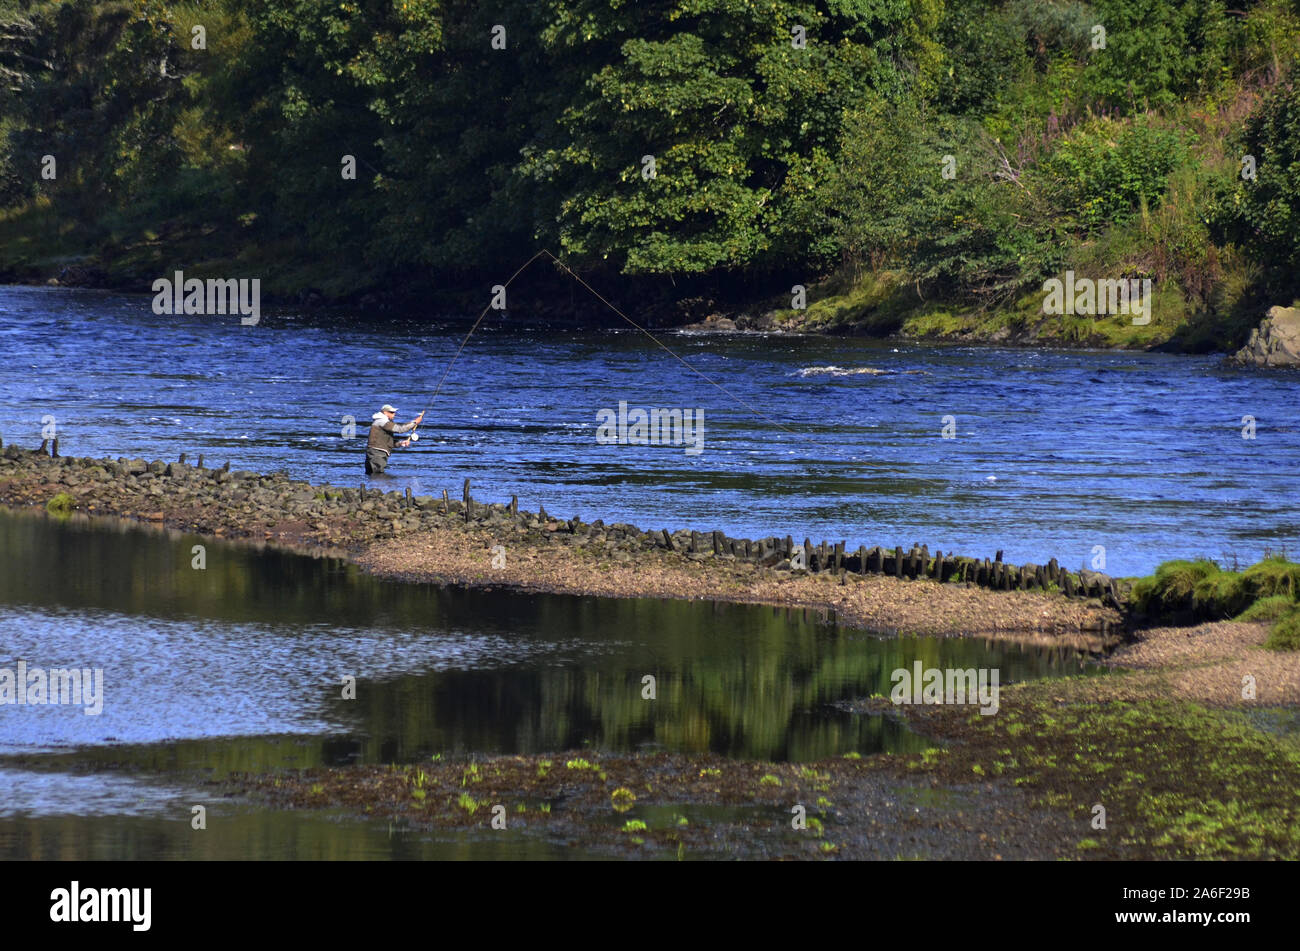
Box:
[381,404,397,413]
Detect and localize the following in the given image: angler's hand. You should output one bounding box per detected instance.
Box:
[399,439,411,448]
[414,412,425,424]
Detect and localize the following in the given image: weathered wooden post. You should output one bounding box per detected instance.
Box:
[510,495,518,517]
[463,478,472,522]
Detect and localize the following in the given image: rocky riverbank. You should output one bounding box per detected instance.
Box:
[1233,304,1300,367]
[0,439,1122,644]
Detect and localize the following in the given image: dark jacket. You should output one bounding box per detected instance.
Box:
[366,416,417,455]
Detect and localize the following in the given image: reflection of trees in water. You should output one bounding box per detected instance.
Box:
[0,510,1095,767]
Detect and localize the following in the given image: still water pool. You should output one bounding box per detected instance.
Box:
[0,510,1098,858]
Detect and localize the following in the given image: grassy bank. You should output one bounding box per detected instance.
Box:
[1128,556,1300,649]
[766,260,1276,353]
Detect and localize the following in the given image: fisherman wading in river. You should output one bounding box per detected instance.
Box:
[365,404,423,474]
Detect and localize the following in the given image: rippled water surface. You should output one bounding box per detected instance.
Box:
[3,285,1298,574]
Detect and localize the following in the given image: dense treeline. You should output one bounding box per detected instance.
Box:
[1,0,1299,341]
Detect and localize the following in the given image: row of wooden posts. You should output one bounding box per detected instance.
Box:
[377,478,1120,604]
[10,446,1118,605]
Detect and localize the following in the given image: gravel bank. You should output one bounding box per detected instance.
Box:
[0,443,1123,643]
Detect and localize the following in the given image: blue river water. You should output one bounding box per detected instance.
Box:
[2,284,1297,575]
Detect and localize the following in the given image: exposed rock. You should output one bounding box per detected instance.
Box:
[677,315,738,333]
[1234,305,1300,367]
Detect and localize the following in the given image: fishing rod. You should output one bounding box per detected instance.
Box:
[413,249,798,435]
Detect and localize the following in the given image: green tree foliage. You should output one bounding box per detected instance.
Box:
[1,0,1299,315]
[1214,72,1300,271]
[1082,0,1235,110]
[5,1,195,214]
[518,0,918,274]
[1043,118,1190,234]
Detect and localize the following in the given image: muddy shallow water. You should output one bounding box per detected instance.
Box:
[0,509,1101,859]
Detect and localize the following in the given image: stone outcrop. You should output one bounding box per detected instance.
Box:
[1234,305,1300,367]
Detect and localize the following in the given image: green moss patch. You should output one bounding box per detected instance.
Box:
[907,676,1300,858]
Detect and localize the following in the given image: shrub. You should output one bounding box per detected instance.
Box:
[1044,118,1191,235]
[1212,71,1300,278]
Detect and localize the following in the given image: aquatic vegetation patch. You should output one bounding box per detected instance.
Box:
[231,752,846,860]
[610,787,636,813]
[46,492,76,516]
[904,677,1300,859]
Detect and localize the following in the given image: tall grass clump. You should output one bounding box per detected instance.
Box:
[1132,555,1300,650]
[1266,606,1300,650]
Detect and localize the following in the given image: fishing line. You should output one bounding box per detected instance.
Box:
[416,249,798,435]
